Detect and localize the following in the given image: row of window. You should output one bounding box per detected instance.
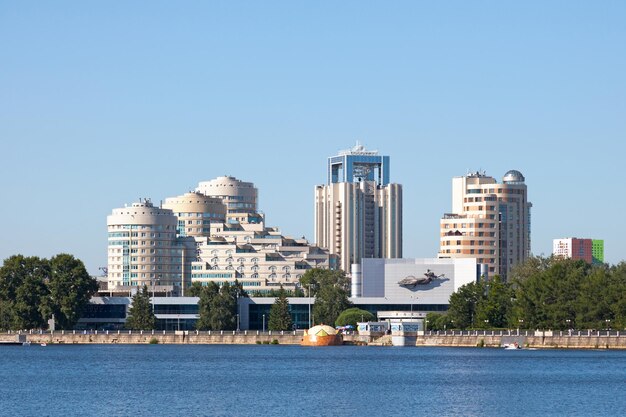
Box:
[110,224,172,231]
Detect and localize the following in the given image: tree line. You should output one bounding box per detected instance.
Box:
[0,254,98,330]
[427,257,626,331]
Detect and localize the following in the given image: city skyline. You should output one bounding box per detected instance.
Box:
[2,2,625,273]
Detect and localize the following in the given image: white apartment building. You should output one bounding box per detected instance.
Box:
[106,199,186,294]
[161,192,227,238]
[196,176,258,222]
[191,218,338,294]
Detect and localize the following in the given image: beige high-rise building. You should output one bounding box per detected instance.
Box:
[438,170,532,280]
[314,144,402,273]
[196,176,258,223]
[161,192,227,238]
[106,199,185,294]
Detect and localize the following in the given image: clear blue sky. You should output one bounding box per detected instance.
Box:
[1,1,625,274]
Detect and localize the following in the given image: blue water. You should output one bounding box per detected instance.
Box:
[1,345,625,417]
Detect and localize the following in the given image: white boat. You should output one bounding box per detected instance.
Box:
[503,342,521,350]
[40,343,47,347]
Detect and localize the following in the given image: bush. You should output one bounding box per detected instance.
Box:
[271,339,279,345]
[149,337,159,344]
[335,308,375,328]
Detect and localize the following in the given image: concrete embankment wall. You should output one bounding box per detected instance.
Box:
[0,331,304,345]
[414,335,626,349]
[2,331,625,349]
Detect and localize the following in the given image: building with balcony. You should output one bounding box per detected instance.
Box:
[438,170,532,280]
[191,215,338,294]
[106,199,189,295]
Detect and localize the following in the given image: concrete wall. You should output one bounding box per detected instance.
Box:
[3,331,625,349]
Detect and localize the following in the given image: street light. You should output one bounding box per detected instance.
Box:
[484,319,489,329]
[605,319,611,330]
[518,319,524,335]
[262,314,266,332]
[308,283,312,328]
[236,293,240,331]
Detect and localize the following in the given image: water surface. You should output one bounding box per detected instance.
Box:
[2,345,624,416]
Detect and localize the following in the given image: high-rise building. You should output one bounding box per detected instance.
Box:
[314,143,402,272]
[553,237,604,265]
[196,176,258,223]
[438,170,532,280]
[106,199,186,294]
[161,192,227,238]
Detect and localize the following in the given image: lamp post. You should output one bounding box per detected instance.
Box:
[484,319,489,330]
[236,293,240,331]
[308,283,312,328]
[518,319,524,335]
[151,278,155,313]
[262,314,265,332]
[605,319,611,331]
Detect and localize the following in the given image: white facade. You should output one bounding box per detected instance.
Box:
[553,238,573,258]
[106,199,185,293]
[191,217,338,294]
[356,258,479,305]
[161,192,226,238]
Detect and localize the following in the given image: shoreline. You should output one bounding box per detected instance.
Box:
[3,330,625,349]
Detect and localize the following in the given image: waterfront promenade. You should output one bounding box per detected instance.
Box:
[2,329,626,349]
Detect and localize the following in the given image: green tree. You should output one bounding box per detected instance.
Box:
[447,281,482,329]
[425,312,455,331]
[195,282,219,330]
[609,263,626,329]
[475,276,513,328]
[0,255,50,330]
[268,286,292,331]
[42,254,98,330]
[513,258,589,329]
[0,299,11,330]
[209,282,238,330]
[187,282,204,297]
[300,269,351,326]
[335,307,374,328]
[125,285,156,330]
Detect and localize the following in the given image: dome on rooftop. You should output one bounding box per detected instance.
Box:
[503,170,525,184]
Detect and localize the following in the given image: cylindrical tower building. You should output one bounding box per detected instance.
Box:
[196,176,258,217]
[162,192,227,238]
[107,199,181,293]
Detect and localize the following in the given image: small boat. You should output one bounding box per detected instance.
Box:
[503,342,521,350]
[40,343,47,347]
[22,341,31,347]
